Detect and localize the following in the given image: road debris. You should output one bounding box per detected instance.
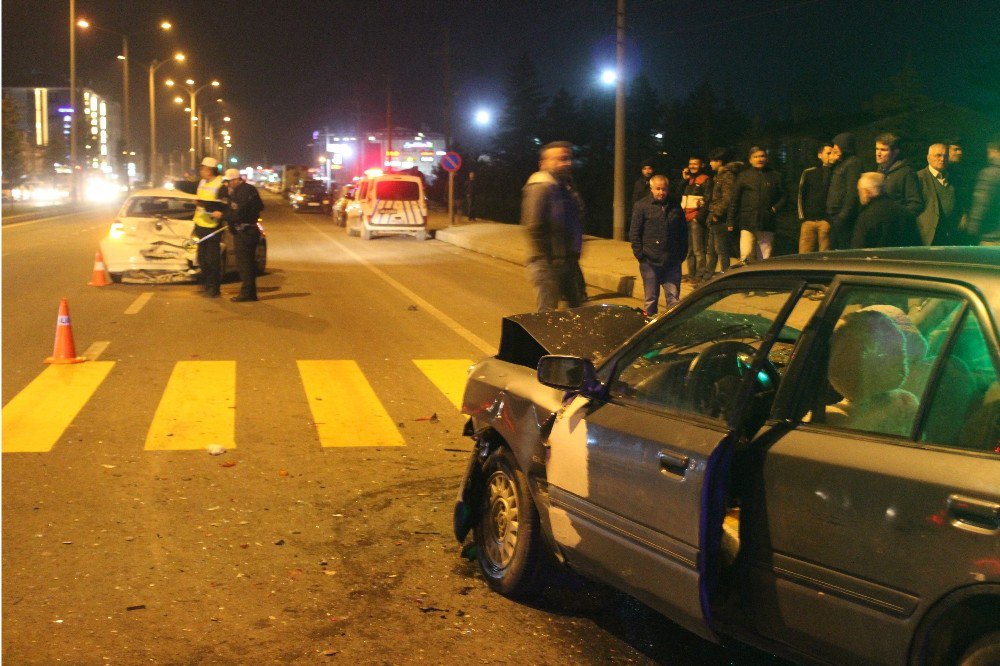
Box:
[220,461,237,468]
[206,444,226,456]
[126,605,146,611]
[414,413,439,423]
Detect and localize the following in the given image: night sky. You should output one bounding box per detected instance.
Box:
[3,0,998,165]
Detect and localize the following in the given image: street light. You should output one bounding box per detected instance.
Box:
[76,17,173,190]
[473,109,491,127]
[147,52,185,185]
[165,78,220,169]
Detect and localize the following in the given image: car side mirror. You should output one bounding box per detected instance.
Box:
[537,355,599,394]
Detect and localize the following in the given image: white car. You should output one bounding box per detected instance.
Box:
[346,173,428,240]
[99,188,266,283]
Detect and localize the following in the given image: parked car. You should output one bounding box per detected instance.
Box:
[290,179,332,213]
[454,247,1000,666]
[346,173,428,240]
[99,187,266,283]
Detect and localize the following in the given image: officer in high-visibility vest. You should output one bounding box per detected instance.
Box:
[193,157,226,297]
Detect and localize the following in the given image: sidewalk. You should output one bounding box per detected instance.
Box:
[428,211,701,307]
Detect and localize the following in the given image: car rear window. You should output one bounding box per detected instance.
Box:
[301,182,326,193]
[375,181,420,201]
[124,197,196,219]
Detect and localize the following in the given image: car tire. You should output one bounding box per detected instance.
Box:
[109,272,123,284]
[255,239,267,276]
[361,226,372,241]
[347,222,359,237]
[473,447,547,598]
[960,631,1000,666]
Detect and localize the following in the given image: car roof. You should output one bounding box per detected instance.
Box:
[372,174,422,183]
[127,187,199,200]
[731,247,1000,317]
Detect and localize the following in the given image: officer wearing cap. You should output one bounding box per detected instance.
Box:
[220,168,264,302]
[195,157,225,297]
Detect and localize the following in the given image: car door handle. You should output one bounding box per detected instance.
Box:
[658,449,690,477]
[947,494,1000,534]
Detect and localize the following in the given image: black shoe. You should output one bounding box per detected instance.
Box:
[201,290,220,298]
[230,295,257,302]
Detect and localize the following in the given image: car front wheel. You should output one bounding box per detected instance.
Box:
[474,448,547,598]
[960,631,1000,666]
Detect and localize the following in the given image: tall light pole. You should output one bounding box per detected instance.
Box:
[165,78,220,169]
[69,0,78,203]
[148,52,185,185]
[612,0,626,241]
[77,18,173,190]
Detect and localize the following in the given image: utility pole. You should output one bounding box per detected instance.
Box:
[386,77,393,173]
[612,0,626,240]
[443,27,452,151]
[69,0,78,203]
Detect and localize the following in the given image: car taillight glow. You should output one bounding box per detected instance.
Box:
[109,221,125,239]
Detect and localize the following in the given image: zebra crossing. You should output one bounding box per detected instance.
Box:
[1,358,473,453]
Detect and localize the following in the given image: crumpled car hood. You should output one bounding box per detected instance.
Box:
[497,304,647,369]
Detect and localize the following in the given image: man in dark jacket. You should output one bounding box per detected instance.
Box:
[218,168,265,302]
[632,162,654,205]
[851,172,921,248]
[874,132,923,218]
[798,142,836,252]
[826,132,864,249]
[916,143,961,245]
[705,149,742,273]
[630,175,687,315]
[968,138,1000,245]
[728,147,786,263]
[522,141,586,311]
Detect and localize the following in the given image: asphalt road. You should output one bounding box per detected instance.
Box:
[2,194,785,665]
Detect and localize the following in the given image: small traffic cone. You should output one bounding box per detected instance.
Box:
[87,250,110,286]
[44,298,86,364]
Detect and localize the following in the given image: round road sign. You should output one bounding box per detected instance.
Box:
[441,152,462,172]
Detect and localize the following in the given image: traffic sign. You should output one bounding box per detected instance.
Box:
[441,152,462,172]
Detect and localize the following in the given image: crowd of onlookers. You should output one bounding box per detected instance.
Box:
[632,133,1000,284]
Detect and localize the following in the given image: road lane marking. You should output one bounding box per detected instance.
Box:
[145,361,236,451]
[1,210,94,229]
[413,359,473,411]
[82,341,111,360]
[2,362,115,453]
[124,292,154,315]
[308,225,495,356]
[298,360,404,447]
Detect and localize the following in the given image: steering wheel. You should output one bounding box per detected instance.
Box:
[683,341,780,420]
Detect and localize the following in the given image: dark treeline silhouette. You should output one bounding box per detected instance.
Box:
[438,53,995,253]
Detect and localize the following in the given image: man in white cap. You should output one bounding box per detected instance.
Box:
[220,167,265,302]
[194,157,225,297]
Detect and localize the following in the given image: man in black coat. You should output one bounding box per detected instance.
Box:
[874,132,923,218]
[219,168,265,302]
[728,147,785,263]
[826,132,864,249]
[630,175,687,315]
[851,172,921,249]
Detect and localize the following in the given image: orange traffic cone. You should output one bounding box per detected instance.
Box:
[44,298,86,364]
[87,250,110,286]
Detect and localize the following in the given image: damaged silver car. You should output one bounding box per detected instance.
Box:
[99,188,266,283]
[455,247,1000,666]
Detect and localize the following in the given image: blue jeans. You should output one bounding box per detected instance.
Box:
[704,223,731,276]
[685,220,706,279]
[638,261,681,315]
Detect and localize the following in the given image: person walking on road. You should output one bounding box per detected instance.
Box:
[630,175,687,315]
[219,168,265,302]
[521,141,586,311]
[193,157,226,297]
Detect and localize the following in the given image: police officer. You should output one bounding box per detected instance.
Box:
[194,157,225,297]
[220,168,264,302]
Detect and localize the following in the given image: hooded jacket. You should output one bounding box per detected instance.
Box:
[521,170,584,263]
[826,132,865,248]
[706,161,743,225]
[630,195,688,266]
[879,158,924,218]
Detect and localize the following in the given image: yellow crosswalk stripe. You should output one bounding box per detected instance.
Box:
[145,361,236,451]
[413,359,473,411]
[2,362,115,453]
[298,360,404,447]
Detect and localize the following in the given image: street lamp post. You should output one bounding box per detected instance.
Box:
[69,0,78,203]
[77,18,173,190]
[166,78,220,169]
[148,52,184,185]
[612,0,626,241]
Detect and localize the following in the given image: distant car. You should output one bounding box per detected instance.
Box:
[290,179,332,214]
[99,187,266,283]
[454,248,1000,666]
[346,173,428,240]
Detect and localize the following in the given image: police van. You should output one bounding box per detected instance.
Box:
[346,171,428,241]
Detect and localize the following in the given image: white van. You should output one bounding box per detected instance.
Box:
[346,173,428,240]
